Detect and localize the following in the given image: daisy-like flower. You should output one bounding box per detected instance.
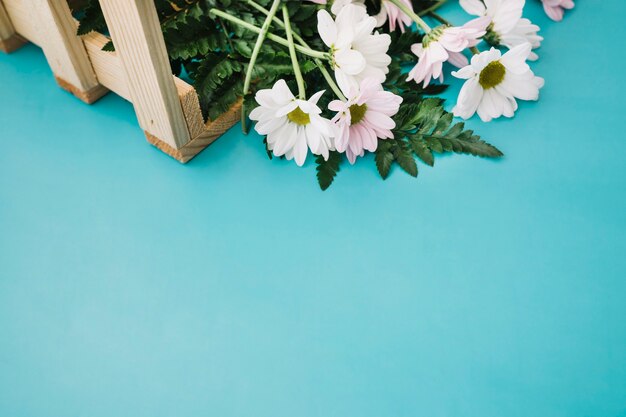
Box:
[328,78,403,163]
[452,43,544,122]
[460,0,543,60]
[541,0,574,21]
[317,4,392,95]
[307,0,364,15]
[407,16,490,87]
[250,80,335,166]
[375,0,413,32]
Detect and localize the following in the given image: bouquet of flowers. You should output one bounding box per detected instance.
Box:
[78,0,574,189]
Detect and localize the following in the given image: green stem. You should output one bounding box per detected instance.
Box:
[210,8,329,60]
[428,11,451,26]
[246,0,346,100]
[241,0,281,133]
[315,58,346,101]
[417,0,448,17]
[218,18,235,52]
[282,5,305,99]
[386,0,431,33]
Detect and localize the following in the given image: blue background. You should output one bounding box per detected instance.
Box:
[1,1,625,416]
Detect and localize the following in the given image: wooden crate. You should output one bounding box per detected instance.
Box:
[0,0,241,163]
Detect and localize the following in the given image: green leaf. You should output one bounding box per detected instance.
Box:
[425,133,504,158]
[316,152,342,190]
[73,0,502,188]
[409,136,434,166]
[76,0,107,36]
[234,40,253,58]
[102,40,114,52]
[375,140,394,180]
[392,140,418,177]
[394,98,504,166]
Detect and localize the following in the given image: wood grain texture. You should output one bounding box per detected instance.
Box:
[0,0,15,39]
[1,0,38,46]
[55,75,108,104]
[146,100,242,163]
[23,0,104,99]
[0,0,25,52]
[0,32,25,53]
[2,0,238,160]
[174,77,207,139]
[81,31,131,101]
[98,0,190,149]
[79,34,206,116]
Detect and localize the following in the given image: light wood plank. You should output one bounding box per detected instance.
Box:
[0,0,25,52]
[3,0,41,46]
[146,100,242,163]
[0,0,15,40]
[23,0,105,102]
[81,31,131,101]
[3,0,237,159]
[97,0,190,149]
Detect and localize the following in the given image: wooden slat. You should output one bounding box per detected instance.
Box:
[146,100,242,163]
[2,0,238,160]
[0,0,15,40]
[97,0,190,149]
[0,0,25,52]
[24,0,106,102]
[2,0,38,46]
[81,31,131,101]
[146,78,241,163]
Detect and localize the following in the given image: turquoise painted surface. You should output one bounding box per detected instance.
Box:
[1,1,625,416]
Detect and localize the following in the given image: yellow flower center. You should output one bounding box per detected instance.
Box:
[479,60,506,90]
[349,103,367,124]
[287,107,311,126]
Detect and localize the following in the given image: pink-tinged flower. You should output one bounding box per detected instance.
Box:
[541,0,574,21]
[407,16,491,87]
[375,0,413,32]
[460,0,543,60]
[328,78,403,164]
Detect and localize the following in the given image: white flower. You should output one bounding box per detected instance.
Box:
[541,0,574,21]
[306,0,365,15]
[317,4,392,95]
[407,16,490,87]
[374,0,413,32]
[452,43,544,122]
[460,0,543,60]
[250,80,335,166]
[329,78,403,163]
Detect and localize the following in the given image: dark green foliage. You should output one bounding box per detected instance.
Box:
[376,97,503,180]
[384,61,449,99]
[375,141,394,179]
[411,0,447,14]
[375,139,418,179]
[75,0,292,119]
[101,40,114,52]
[76,0,107,36]
[387,30,422,62]
[405,98,503,160]
[75,0,502,190]
[316,152,342,190]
